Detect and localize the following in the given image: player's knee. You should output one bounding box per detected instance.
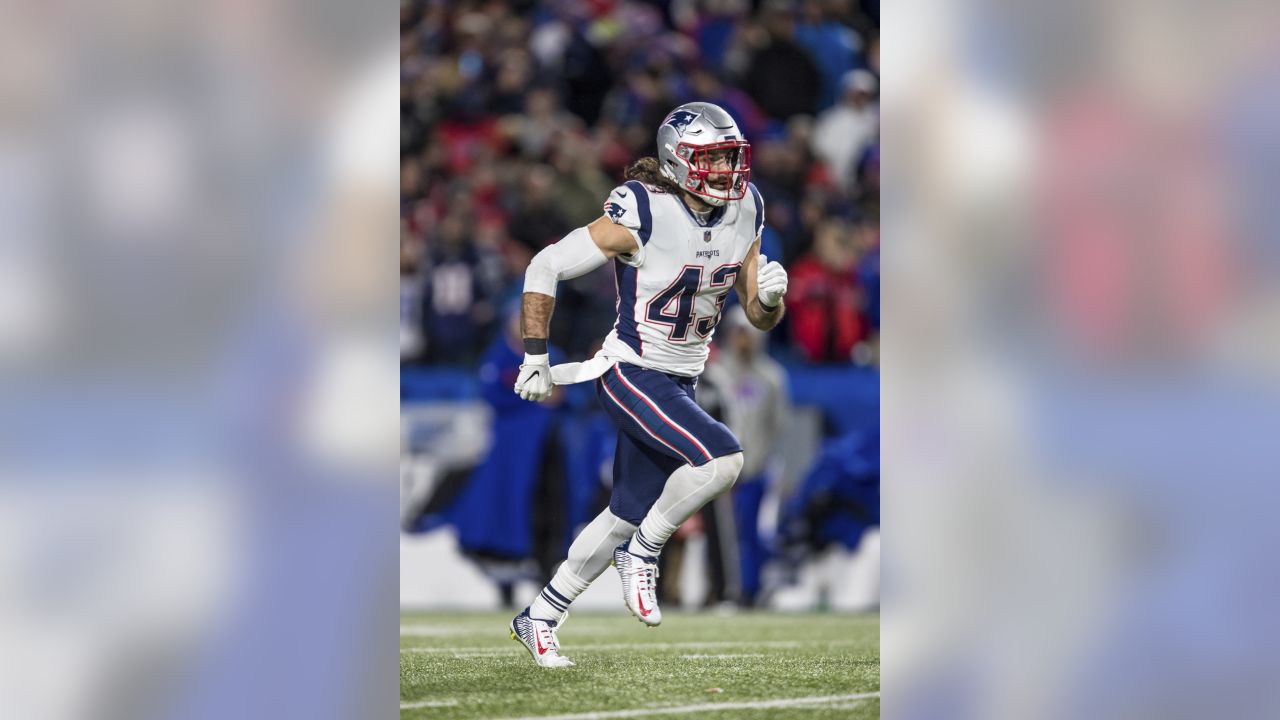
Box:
[710,451,744,494]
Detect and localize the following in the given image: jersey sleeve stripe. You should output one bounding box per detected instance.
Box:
[624,180,653,246]
[749,182,764,237]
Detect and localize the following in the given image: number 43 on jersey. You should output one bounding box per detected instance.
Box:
[644,264,740,341]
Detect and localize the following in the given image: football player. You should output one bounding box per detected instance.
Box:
[508,102,788,667]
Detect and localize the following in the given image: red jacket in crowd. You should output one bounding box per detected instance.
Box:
[786,256,866,362]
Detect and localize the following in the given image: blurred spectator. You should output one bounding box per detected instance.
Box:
[787,217,867,362]
[854,140,879,219]
[855,220,880,333]
[446,306,567,606]
[560,25,615,125]
[664,363,739,607]
[421,211,503,365]
[680,0,751,72]
[688,66,767,142]
[509,164,572,253]
[794,0,865,110]
[401,231,426,360]
[741,4,822,120]
[510,87,584,161]
[751,129,816,263]
[813,69,879,192]
[489,49,536,116]
[549,132,614,227]
[473,215,516,297]
[705,306,791,606]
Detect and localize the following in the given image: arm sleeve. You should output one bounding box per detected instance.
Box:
[523,225,609,297]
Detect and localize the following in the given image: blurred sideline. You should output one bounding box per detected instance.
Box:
[400,359,880,613]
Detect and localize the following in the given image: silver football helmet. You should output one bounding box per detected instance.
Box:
[656,102,751,207]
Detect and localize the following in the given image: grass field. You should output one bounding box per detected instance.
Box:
[401,610,879,719]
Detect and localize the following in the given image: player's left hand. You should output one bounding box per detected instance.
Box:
[756,254,788,308]
[514,353,553,402]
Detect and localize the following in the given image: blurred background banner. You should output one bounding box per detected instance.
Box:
[400,0,881,616]
[884,0,1280,718]
[0,1,399,719]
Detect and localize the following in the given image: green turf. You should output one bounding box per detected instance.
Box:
[401,610,879,719]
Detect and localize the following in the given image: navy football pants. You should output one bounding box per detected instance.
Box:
[595,362,742,526]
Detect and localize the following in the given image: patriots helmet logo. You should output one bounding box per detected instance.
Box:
[604,202,626,221]
[664,110,700,136]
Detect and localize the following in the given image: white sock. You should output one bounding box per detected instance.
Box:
[627,452,744,558]
[529,508,637,622]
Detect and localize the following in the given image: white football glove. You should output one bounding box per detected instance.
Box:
[756,253,788,309]
[514,353,553,402]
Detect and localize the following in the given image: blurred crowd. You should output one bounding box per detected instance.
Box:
[401,0,880,366]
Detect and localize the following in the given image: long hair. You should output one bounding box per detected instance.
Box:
[624,157,682,194]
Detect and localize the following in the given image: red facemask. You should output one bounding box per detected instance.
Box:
[676,140,751,202]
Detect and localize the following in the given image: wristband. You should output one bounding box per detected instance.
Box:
[524,338,549,355]
[757,297,779,312]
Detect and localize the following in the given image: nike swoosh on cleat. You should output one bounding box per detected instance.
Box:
[638,593,653,617]
[536,635,549,655]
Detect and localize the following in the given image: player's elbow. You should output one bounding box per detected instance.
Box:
[524,226,608,297]
[524,246,560,297]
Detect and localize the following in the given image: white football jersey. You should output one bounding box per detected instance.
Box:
[598,179,765,377]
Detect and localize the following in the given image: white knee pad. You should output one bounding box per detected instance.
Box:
[660,451,744,520]
[709,451,745,495]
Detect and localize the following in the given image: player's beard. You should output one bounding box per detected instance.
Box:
[705,174,732,195]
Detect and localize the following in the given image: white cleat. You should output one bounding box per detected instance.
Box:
[613,543,662,626]
[510,609,575,668]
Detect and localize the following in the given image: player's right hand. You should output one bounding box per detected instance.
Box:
[514,353,553,402]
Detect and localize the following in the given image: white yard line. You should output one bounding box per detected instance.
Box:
[402,639,858,654]
[400,699,459,709]
[678,654,766,660]
[476,692,880,720]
